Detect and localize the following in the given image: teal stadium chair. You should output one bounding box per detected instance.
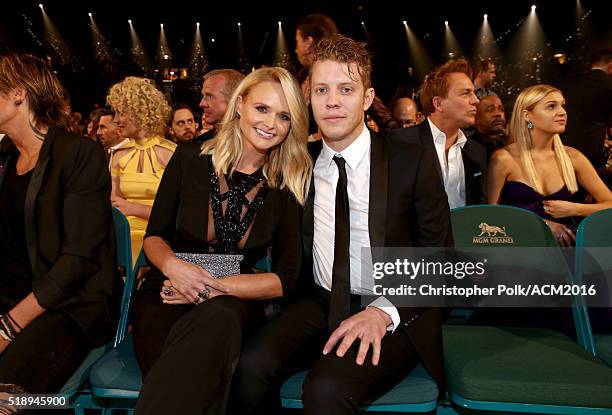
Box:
[88,248,146,414]
[575,208,612,367]
[64,207,134,413]
[87,211,148,414]
[442,205,612,414]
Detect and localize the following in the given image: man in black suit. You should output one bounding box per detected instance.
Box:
[562,48,612,169]
[231,34,452,415]
[388,59,487,207]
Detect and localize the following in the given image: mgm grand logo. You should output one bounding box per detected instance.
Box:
[472,222,514,244]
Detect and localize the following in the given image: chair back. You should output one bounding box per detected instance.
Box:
[111,208,137,346]
[450,205,593,350]
[575,208,612,355]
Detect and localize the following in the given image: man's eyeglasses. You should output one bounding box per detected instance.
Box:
[399,120,417,128]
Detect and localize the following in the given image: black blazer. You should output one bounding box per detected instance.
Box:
[302,133,453,390]
[144,142,302,297]
[0,128,120,347]
[387,122,488,205]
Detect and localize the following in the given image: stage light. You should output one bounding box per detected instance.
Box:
[531,5,536,11]
[211,38,215,43]
[273,17,293,70]
[88,12,92,17]
[403,20,407,25]
[403,22,434,78]
[39,3,43,9]
[445,20,449,26]
[160,23,164,28]
[277,21,281,26]
[473,10,500,60]
[238,22,241,27]
[128,19,132,24]
[189,18,209,77]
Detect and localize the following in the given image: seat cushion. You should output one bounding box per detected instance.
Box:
[89,335,142,396]
[444,325,612,408]
[597,334,612,367]
[59,343,112,394]
[281,364,438,406]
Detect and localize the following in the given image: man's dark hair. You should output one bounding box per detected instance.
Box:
[296,14,338,43]
[475,59,494,75]
[98,106,115,119]
[171,103,196,119]
[591,48,612,66]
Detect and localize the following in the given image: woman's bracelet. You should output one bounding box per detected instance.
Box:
[0,314,21,343]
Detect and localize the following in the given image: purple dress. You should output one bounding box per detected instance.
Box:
[499,181,585,230]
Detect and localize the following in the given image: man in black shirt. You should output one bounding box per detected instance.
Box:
[562,48,612,169]
[472,95,507,161]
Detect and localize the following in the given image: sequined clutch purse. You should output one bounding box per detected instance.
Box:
[175,253,243,278]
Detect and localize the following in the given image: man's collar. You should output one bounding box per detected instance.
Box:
[110,137,131,151]
[428,118,467,148]
[320,124,371,170]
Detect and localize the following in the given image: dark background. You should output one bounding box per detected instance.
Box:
[1,0,610,114]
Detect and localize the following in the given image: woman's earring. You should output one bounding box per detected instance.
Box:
[527,121,533,130]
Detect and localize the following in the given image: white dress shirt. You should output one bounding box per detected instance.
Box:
[312,125,400,331]
[427,118,467,209]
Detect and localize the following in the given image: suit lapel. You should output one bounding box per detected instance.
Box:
[419,122,443,181]
[303,141,322,260]
[368,133,388,249]
[461,141,480,205]
[24,128,55,274]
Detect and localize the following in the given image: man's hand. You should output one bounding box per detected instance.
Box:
[323,308,391,366]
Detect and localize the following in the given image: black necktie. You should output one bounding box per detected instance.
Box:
[328,155,351,331]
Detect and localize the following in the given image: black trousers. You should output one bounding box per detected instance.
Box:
[0,309,92,393]
[230,288,418,415]
[135,295,266,415]
[132,282,193,377]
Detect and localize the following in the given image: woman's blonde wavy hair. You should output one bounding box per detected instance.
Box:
[201,67,312,205]
[106,77,171,136]
[508,84,578,194]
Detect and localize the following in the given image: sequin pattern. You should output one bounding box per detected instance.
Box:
[208,161,267,253]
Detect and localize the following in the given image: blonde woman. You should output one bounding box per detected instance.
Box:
[488,84,612,246]
[106,77,176,262]
[133,67,311,414]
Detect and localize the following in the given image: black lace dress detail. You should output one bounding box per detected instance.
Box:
[208,162,267,253]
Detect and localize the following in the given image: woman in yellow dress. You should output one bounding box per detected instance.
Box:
[106,77,176,262]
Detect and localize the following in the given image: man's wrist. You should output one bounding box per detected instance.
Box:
[369,307,392,326]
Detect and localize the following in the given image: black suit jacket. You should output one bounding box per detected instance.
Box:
[387,122,488,206]
[0,128,120,346]
[302,133,453,390]
[562,69,612,168]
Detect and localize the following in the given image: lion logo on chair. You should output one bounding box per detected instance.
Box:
[477,222,507,237]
